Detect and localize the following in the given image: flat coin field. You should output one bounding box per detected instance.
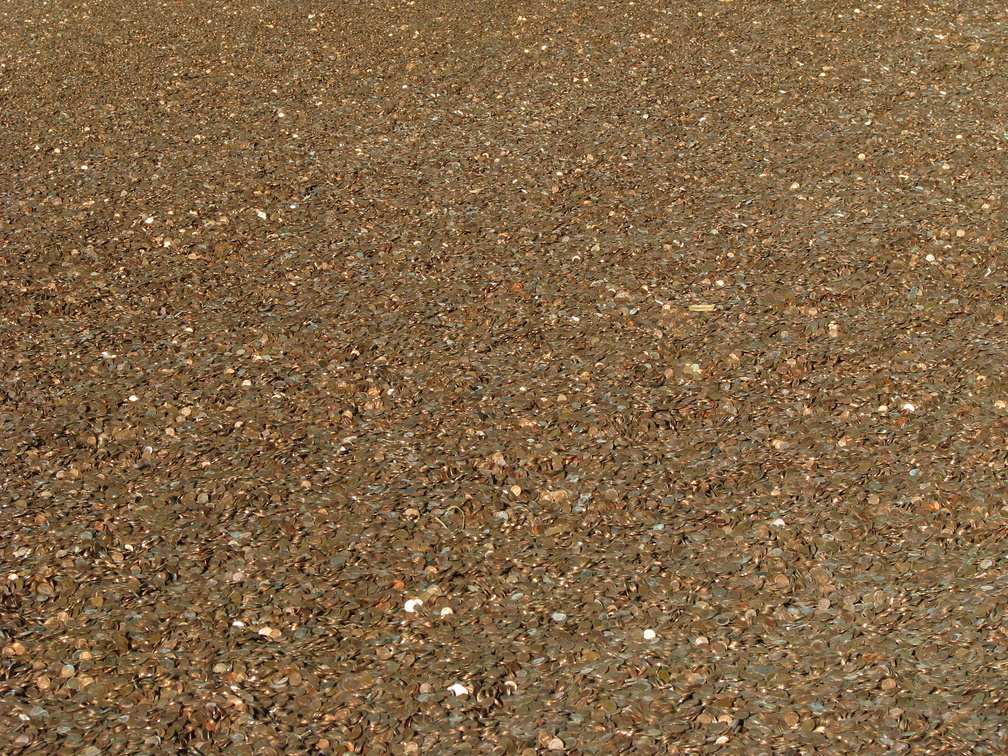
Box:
[2,0,1008,753]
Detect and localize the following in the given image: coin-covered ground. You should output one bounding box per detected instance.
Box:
[2,0,1008,753]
